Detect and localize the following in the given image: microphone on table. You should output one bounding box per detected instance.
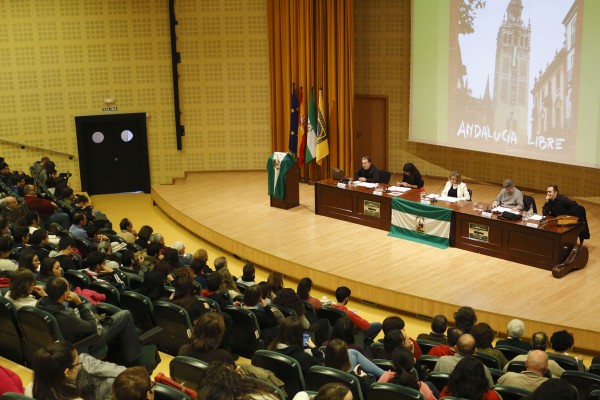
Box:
[430,181,447,203]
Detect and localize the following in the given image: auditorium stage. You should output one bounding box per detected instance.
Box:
[151,171,599,353]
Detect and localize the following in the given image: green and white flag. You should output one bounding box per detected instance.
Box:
[389,198,452,249]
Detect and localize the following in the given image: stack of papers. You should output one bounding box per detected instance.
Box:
[494,206,521,215]
[387,186,411,192]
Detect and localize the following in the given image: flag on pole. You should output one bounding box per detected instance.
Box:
[305,88,317,164]
[297,87,306,168]
[389,198,452,249]
[316,89,329,165]
[288,84,299,154]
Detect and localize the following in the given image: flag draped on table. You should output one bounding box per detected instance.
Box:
[316,89,329,165]
[305,88,317,164]
[389,198,452,249]
[288,84,299,154]
[297,87,306,168]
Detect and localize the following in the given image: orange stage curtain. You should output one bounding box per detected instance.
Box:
[267,0,354,181]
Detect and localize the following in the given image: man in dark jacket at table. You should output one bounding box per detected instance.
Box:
[354,156,380,183]
[543,184,589,240]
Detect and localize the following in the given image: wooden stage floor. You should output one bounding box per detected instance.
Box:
[152,171,600,353]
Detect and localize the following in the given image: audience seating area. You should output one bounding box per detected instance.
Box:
[1,156,600,400]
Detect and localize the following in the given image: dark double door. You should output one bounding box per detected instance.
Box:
[75,113,150,195]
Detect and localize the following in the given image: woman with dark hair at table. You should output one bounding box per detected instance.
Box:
[399,163,424,189]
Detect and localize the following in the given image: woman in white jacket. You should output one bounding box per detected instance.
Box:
[441,171,471,200]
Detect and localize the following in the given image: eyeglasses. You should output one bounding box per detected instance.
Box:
[69,361,83,369]
[149,382,156,392]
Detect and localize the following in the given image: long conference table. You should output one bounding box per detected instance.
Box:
[315,179,583,271]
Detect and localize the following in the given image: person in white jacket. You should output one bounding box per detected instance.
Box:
[441,171,471,200]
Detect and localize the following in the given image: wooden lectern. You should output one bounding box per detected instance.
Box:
[268,153,299,210]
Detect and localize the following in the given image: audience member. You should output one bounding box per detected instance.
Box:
[111,366,152,400]
[497,350,549,391]
[26,341,84,400]
[333,286,381,347]
[297,277,323,311]
[196,362,279,400]
[324,339,377,398]
[26,341,126,400]
[439,356,501,400]
[137,261,173,302]
[219,267,241,301]
[214,255,228,271]
[293,383,351,400]
[471,322,508,368]
[171,241,191,266]
[503,331,565,378]
[429,327,463,356]
[29,228,51,260]
[22,184,70,228]
[52,236,79,271]
[382,346,437,400]
[434,333,494,387]
[496,319,531,351]
[267,271,284,297]
[550,329,585,370]
[5,268,47,309]
[268,317,321,375]
[201,272,234,310]
[0,235,18,272]
[381,316,422,359]
[138,242,162,275]
[522,378,578,400]
[417,314,448,344]
[273,288,308,327]
[454,305,477,333]
[17,249,40,274]
[148,233,166,255]
[37,256,63,283]
[38,277,142,364]
[117,218,137,244]
[171,275,210,323]
[178,312,235,366]
[135,225,153,249]
[11,226,30,250]
[328,316,364,354]
[242,284,279,342]
[237,262,257,285]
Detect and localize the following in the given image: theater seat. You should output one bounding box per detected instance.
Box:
[0,296,25,364]
[169,356,208,392]
[368,382,425,400]
[17,305,106,366]
[306,365,364,400]
[252,349,306,398]
[378,170,392,184]
[492,385,531,400]
[153,301,193,356]
[523,195,537,214]
[223,306,265,359]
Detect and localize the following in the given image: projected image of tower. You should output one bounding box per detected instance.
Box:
[492,0,531,147]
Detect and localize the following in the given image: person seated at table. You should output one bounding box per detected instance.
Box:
[542,185,590,241]
[441,171,470,200]
[399,162,424,189]
[491,178,524,211]
[354,156,380,183]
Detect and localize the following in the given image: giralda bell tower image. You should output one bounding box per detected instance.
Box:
[493,0,531,147]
